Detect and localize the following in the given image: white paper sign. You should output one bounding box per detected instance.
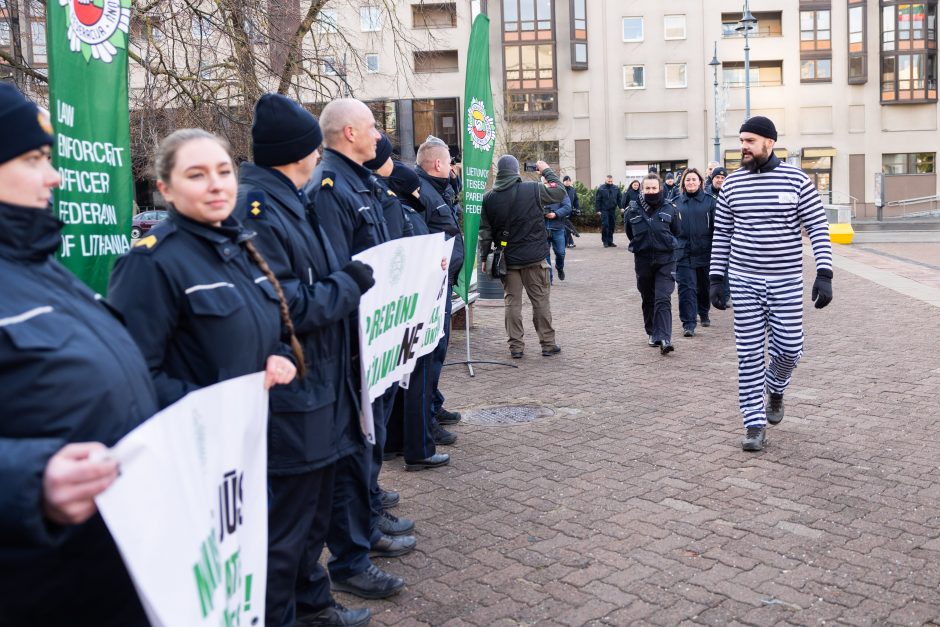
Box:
[96,372,269,627]
[353,232,454,442]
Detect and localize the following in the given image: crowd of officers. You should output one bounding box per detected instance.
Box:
[0,84,466,627]
[592,163,729,354]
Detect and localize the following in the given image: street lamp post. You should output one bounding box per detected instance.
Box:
[709,43,721,163]
[738,1,758,120]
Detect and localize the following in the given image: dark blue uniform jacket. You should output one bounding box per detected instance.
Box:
[415,167,465,284]
[235,163,364,474]
[109,210,291,409]
[594,183,621,212]
[0,202,157,624]
[304,148,391,263]
[544,193,572,230]
[624,198,682,265]
[674,189,716,268]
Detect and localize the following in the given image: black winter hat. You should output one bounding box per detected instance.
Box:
[0,83,54,165]
[363,134,393,171]
[711,167,728,178]
[252,94,322,167]
[387,160,421,197]
[739,115,777,141]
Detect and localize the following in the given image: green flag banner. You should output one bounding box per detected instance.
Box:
[456,13,496,304]
[48,0,134,295]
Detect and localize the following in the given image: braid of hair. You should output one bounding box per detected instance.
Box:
[243,240,306,379]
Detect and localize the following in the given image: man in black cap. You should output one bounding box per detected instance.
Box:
[234,93,375,627]
[709,115,834,452]
[562,175,580,248]
[480,155,567,358]
[663,171,678,203]
[594,174,620,247]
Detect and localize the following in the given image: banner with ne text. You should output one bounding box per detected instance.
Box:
[96,372,268,627]
[353,233,454,443]
[456,13,496,304]
[47,0,134,294]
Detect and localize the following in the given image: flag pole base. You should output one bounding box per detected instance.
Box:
[442,297,517,377]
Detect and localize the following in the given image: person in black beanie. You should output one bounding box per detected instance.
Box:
[709,115,833,452]
[0,83,159,626]
[233,93,376,627]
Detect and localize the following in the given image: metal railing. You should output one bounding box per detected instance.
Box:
[884,194,940,219]
[826,191,858,219]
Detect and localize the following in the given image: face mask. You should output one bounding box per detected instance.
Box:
[644,190,664,207]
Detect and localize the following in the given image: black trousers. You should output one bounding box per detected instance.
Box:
[634,257,676,343]
[600,209,617,245]
[368,385,398,524]
[267,464,336,627]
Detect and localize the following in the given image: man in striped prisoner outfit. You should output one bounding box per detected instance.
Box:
[708,116,834,452]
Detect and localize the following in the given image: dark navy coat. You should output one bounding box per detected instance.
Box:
[0,202,157,625]
[377,181,414,240]
[109,210,291,409]
[235,162,364,474]
[675,189,717,268]
[544,193,572,230]
[304,148,391,262]
[415,167,465,284]
[394,189,431,237]
[565,184,581,214]
[624,199,682,265]
[594,183,621,212]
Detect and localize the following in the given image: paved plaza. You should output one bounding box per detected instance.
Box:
[351,230,940,626]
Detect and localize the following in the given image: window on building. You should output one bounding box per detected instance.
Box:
[623,64,645,89]
[880,1,938,102]
[367,100,399,154]
[503,0,558,118]
[366,53,379,73]
[665,63,687,88]
[191,15,213,40]
[0,19,10,48]
[622,16,643,42]
[664,14,686,40]
[721,11,783,37]
[321,55,338,75]
[570,0,587,69]
[508,140,560,170]
[412,98,460,155]
[414,50,459,73]
[722,61,784,86]
[29,20,44,64]
[800,4,832,83]
[412,3,457,28]
[882,152,936,173]
[316,9,339,34]
[360,6,381,32]
[849,1,868,83]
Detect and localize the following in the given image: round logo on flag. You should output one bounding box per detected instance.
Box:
[466,98,495,152]
[59,0,130,64]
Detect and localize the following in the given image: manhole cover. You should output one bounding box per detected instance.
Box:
[464,404,555,426]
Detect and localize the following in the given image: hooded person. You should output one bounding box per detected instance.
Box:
[479,154,567,359]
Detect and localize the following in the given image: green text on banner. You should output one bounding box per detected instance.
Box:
[48,0,135,294]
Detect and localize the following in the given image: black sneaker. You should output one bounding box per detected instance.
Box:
[609,242,618,247]
[332,564,404,599]
[767,392,784,425]
[557,267,565,281]
[660,341,674,355]
[700,317,711,327]
[648,336,658,347]
[296,601,371,626]
[379,488,399,509]
[431,422,456,445]
[435,408,462,425]
[683,328,695,337]
[377,509,415,536]
[541,344,561,356]
[369,533,416,558]
[742,426,766,451]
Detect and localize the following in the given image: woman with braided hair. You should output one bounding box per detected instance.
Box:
[108,128,300,409]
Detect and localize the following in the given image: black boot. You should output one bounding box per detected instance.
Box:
[742,426,766,451]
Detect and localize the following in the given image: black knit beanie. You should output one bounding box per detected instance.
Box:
[363,134,393,171]
[711,167,728,178]
[739,115,777,141]
[0,83,54,165]
[387,160,421,197]
[252,94,323,167]
[497,154,519,174]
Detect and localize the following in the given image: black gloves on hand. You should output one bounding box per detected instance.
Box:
[709,274,727,310]
[342,260,376,293]
[812,269,833,309]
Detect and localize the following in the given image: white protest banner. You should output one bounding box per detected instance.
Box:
[95,372,268,627]
[353,232,454,442]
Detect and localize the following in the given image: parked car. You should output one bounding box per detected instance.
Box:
[131,210,168,239]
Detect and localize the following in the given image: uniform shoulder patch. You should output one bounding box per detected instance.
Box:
[131,220,175,254]
[246,190,266,219]
[321,171,335,190]
[387,189,397,197]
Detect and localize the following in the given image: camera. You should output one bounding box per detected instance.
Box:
[523,161,539,172]
[450,154,461,166]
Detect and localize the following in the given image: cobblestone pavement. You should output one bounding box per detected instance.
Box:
[344,230,940,626]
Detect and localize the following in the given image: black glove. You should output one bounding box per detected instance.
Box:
[812,269,833,309]
[342,260,375,293]
[709,274,727,310]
